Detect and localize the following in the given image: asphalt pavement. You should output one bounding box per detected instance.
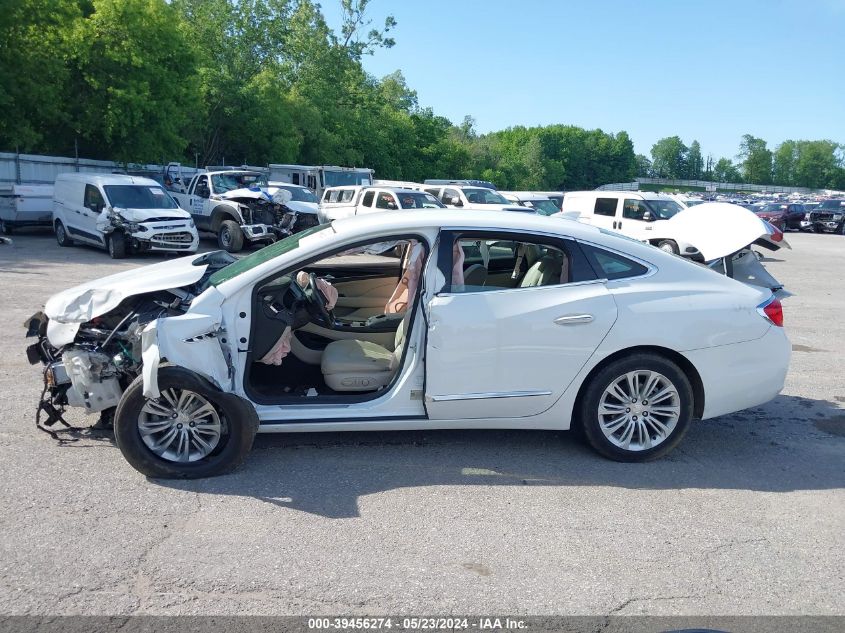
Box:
[0,229,842,616]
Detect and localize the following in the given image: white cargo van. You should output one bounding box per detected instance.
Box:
[53,173,198,258]
[559,191,701,259]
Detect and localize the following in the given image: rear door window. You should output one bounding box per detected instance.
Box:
[361,191,374,206]
[594,198,618,217]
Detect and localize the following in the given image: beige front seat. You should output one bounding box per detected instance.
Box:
[321,319,407,392]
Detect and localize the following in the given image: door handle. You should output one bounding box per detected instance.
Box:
[554,314,594,325]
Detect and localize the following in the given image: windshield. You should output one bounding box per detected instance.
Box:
[526,199,560,216]
[645,199,684,219]
[463,188,509,204]
[398,192,446,209]
[275,185,318,203]
[818,200,845,209]
[103,185,179,210]
[211,172,268,193]
[208,224,332,286]
[324,170,372,188]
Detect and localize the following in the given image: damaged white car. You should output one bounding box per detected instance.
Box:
[25,210,790,478]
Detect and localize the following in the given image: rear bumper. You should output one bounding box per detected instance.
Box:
[682,326,790,420]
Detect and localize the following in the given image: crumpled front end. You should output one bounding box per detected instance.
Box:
[95,207,198,253]
[24,253,234,437]
[222,187,314,240]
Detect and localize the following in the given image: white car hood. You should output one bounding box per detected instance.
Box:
[285,200,319,214]
[45,254,210,326]
[666,202,789,261]
[112,207,191,223]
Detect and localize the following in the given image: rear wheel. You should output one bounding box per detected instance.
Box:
[218,220,244,253]
[580,353,693,462]
[55,221,74,247]
[114,367,258,478]
[107,232,127,259]
[657,240,679,255]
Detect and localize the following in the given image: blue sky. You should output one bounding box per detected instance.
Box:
[321,0,845,161]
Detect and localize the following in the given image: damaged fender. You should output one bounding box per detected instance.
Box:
[141,312,230,399]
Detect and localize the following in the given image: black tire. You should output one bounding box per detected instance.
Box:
[55,221,74,247]
[579,353,693,462]
[0,220,12,235]
[114,366,259,479]
[107,232,127,258]
[656,240,679,255]
[218,219,244,252]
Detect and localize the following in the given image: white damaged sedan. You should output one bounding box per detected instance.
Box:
[25,210,790,478]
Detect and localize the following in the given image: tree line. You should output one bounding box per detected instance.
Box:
[1,0,841,191]
[643,134,845,190]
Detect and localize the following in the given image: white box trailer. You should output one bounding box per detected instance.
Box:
[0,184,54,234]
[268,164,373,198]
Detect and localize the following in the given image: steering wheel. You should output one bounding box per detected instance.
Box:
[291,272,334,327]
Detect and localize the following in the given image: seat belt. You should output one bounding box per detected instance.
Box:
[511,243,526,280]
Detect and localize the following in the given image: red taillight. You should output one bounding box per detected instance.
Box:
[757,297,784,327]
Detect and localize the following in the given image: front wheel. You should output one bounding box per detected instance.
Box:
[114,367,258,478]
[108,232,127,259]
[656,240,679,255]
[579,353,693,462]
[218,220,244,252]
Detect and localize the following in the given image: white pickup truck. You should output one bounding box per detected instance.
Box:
[318,186,445,223]
[169,170,319,252]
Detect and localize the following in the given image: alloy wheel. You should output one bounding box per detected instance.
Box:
[138,388,224,463]
[597,370,680,451]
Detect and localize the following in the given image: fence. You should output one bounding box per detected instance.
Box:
[597,177,814,194]
[0,151,267,188]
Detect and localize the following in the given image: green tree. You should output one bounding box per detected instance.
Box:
[713,157,742,183]
[70,0,200,162]
[793,140,841,189]
[738,134,772,184]
[0,0,81,151]
[635,154,653,177]
[772,140,797,185]
[650,136,688,178]
[686,140,703,179]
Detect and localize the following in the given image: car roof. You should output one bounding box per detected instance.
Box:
[500,191,552,201]
[331,209,602,241]
[56,173,161,187]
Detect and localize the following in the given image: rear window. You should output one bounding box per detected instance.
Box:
[581,244,649,281]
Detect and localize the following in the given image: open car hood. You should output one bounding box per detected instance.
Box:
[667,202,790,261]
[44,252,229,325]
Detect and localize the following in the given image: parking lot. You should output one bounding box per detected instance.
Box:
[0,230,842,616]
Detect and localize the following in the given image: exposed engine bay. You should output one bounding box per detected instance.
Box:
[23,252,236,438]
[223,189,319,241]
